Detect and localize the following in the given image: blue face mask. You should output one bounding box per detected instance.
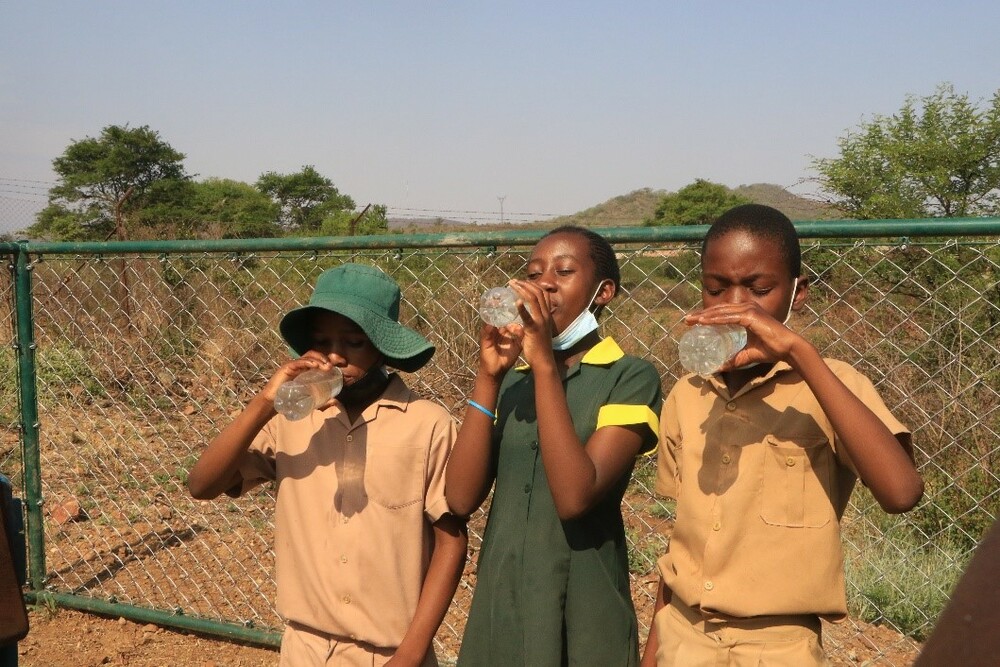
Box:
[551,283,605,351]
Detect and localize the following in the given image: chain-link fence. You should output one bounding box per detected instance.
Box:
[3,222,999,665]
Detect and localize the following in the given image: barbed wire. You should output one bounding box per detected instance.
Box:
[0,176,653,227]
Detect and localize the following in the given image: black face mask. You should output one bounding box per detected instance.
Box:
[338,360,390,404]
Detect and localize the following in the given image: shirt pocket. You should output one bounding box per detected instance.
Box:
[364,445,424,510]
[759,435,835,528]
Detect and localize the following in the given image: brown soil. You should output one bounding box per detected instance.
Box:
[16,605,920,667]
[17,607,279,667]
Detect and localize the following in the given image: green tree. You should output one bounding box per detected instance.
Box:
[813,84,1000,219]
[645,179,752,226]
[29,124,190,241]
[316,204,389,236]
[255,165,355,231]
[189,178,281,238]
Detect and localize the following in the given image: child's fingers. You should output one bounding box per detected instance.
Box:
[508,280,548,326]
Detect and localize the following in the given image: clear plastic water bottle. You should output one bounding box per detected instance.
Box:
[677,325,748,376]
[273,367,344,421]
[479,286,522,327]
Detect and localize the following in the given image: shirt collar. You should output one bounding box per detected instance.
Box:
[703,360,794,399]
[515,336,624,373]
[333,373,412,427]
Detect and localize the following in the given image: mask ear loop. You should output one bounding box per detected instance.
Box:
[783,278,800,325]
[589,279,614,316]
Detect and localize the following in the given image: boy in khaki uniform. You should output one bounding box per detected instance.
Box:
[188,264,467,667]
[642,205,924,667]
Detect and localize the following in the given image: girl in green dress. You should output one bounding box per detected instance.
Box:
[446,226,663,666]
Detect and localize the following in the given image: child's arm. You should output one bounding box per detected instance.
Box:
[695,303,924,513]
[445,324,522,516]
[187,353,334,500]
[512,279,658,521]
[639,576,672,667]
[532,360,651,520]
[187,392,276,499]
[389,513,468,666]
[785,340,922,512]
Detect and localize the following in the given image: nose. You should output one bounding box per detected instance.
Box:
[326,350,348,367]
[537,268,557,291]
[725,287,750,305]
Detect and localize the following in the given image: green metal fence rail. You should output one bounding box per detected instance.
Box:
[3,219,1000,665]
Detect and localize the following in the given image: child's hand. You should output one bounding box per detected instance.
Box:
[508,278,556,367]
[260,352,335,403]
[478,321,523,378]
[685,302,804,370]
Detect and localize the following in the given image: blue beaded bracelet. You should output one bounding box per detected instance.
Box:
[467,399,496,420]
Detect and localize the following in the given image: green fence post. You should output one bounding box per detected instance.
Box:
[12,246,44,591]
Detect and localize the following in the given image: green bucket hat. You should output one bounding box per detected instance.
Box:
[279,264,435,373]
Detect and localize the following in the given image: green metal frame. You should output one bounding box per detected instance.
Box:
[4,217,999,648]
[12,247,44,592]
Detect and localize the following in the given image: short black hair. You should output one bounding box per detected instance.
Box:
[702,204,801,278]
[543,225,621,297]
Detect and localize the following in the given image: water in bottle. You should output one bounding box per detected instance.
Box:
[274,367,344,421]
[677,325,748,376]
[479,286,522,327]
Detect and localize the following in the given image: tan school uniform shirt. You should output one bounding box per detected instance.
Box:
[236,374,456,648]
[656,359,910,621]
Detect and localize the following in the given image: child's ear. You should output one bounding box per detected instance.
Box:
[594,279,615,307]
[792,276,809,311]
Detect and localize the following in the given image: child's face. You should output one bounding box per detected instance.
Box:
[306,311,383,379]
[700,229,801,321]
[526,232,603,335]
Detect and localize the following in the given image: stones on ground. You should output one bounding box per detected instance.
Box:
[50,497,84,525]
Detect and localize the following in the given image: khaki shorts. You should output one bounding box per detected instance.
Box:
[280,622,438,667]
[653,599,829,667]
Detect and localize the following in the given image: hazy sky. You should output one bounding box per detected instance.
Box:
[2,1,999,231]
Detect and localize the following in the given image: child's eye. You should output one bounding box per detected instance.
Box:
[705,289,723,296]
[556,269,574,276]
[752,288,773,296]
[526,271,541,280]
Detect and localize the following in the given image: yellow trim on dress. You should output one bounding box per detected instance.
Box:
[596,404,659,439]
[515,337,625,372]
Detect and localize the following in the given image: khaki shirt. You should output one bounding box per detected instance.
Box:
[656,359,909,620]
[237,374,456,648]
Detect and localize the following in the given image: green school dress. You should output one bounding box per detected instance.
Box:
[458,338,662,667]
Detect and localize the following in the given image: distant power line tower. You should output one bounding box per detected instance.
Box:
[497,195,506,225]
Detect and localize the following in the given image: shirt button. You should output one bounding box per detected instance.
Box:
[340,555,348,564]
[530,441,538,450]
[726,402,736,411]
[523,484,531,494]
[341,516,349,523]
[721,454,731,464]
[346,435,353,442]
[712,522,721,531]
[343,595,352,604]
[704,581,714,591]
[786,456,796,467]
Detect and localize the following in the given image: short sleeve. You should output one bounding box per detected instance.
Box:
[655,382,682,499]
[595,357,663,454]
[231,420,279,496]
[827,360,913,465]
[424,409,458,524]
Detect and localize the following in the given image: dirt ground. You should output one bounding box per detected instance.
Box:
[15,605,921,667]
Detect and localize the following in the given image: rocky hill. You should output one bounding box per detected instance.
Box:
[387,183,840,232]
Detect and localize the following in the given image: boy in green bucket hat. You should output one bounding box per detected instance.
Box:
[189,263,467,666]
